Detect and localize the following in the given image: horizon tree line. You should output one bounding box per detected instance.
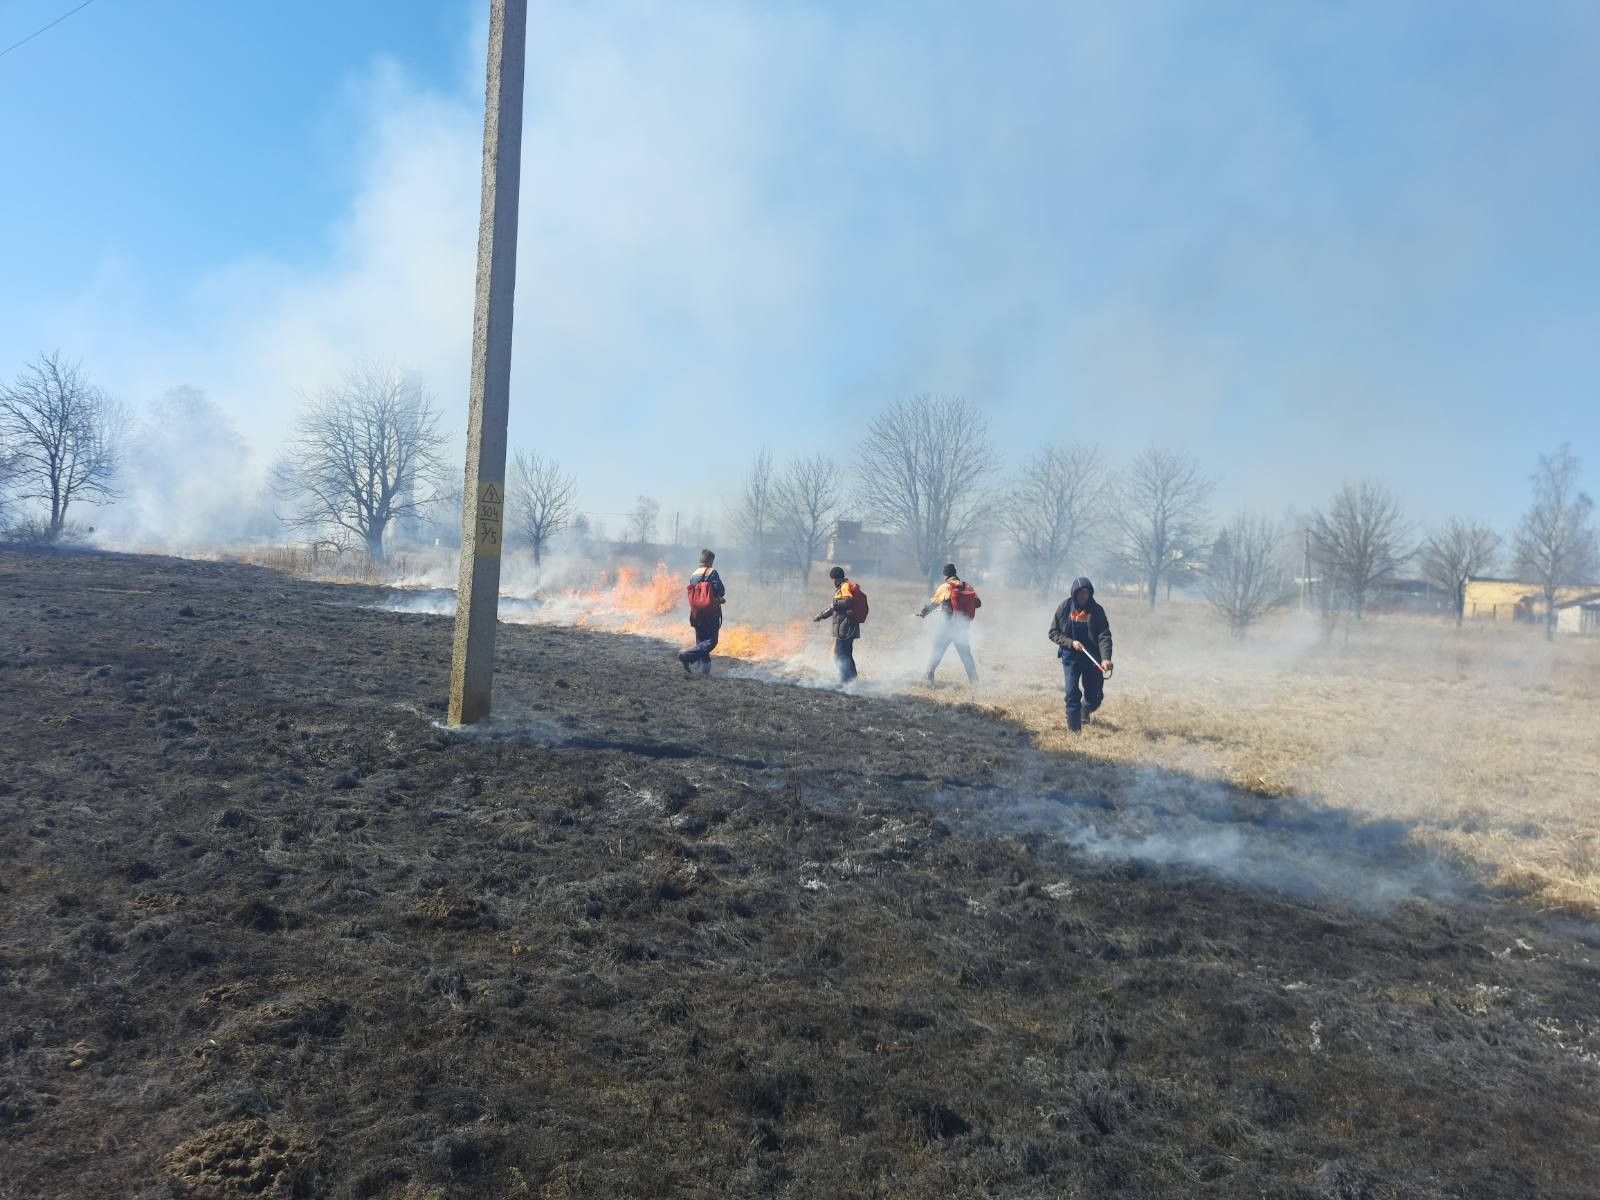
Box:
[3,353,1595,638]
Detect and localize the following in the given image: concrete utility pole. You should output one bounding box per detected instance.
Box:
[1302,528,1312,611]
[448,0,528,726]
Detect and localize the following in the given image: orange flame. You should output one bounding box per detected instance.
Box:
[556,564,809,665]
[716,620,809,661]
[571,564,679,621]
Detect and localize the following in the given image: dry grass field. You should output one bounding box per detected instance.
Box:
[247,546,1600,913]
[516,564,1600,914]
[908,588,1600,915]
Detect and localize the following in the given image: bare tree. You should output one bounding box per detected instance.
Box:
[509,450,577,566]
[1113,445,1214,608]
[0,431,19,529]
[1204,513,1291,637]
[728,448,775,581]
[1514,443,1598,641]
[1309,480,1410,619]
[1419,518,1501,626]
[772,453,840,585]
[272,364,446,563]
[1006,443,1105,598]
[572,513,613,550]
[857,394,1000,584]
[626,494,661,546]
[0,352,126,539]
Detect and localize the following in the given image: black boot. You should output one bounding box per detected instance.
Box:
[1067,710,1081,733]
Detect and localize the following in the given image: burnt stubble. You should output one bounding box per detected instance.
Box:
[1,549,1596,1198]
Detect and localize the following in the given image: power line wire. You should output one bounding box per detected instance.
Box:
[0,0,99,61]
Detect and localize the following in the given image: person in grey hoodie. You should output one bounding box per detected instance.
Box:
[1048,576,1114,731]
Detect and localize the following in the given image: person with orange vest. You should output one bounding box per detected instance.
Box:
[678,548,726,675]
[1048,576,1114,731]
[917,562,981,684]
[813,565,867,683]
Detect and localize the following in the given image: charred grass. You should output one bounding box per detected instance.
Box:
[1,550,1599,1198]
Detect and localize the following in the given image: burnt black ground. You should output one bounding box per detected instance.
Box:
[2,548,1598,1199]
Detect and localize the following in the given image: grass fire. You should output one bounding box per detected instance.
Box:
[4,2,1599,1196]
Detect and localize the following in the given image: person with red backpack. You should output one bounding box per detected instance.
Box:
[813,565,867,683]
[917,562,981,684]
[678,549,726,676]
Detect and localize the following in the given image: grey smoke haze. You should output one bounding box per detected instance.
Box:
[936,767,1463,909]
[4,1,1597,543]
[93,387,276,549]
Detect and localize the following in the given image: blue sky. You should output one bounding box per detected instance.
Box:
[2,0,1596,539]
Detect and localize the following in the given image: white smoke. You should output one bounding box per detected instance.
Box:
[937,763,1463,907]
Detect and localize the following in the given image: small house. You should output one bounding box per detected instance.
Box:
[1555,593,1600,636]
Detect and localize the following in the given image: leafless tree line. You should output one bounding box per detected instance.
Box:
[4,352,1595,639]
[1308,481,1412,620]
[851,402,1225,607]
[858,395,1002,586]
[1513,443,1597,640]
[724,449,844,586]
[728,449,776,581]
[509,451,577,566]
[1204,514,1292,637]
[1419,518,1500,627]
[265,372,1593,638]
[626,495,661,546]
[1006,444,1106,599]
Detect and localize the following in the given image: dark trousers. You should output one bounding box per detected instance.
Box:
[1062,652,1103,725]
[928,622,977,682]
[833,637,858,683]
[679,620,719,674]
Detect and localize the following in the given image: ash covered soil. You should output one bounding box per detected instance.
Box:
[3,550,1599,1200]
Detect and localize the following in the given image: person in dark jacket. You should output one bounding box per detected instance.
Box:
[1048,576,1114,731]
[678,549,726,675]
[918,562,980,684]
[813,565,862,683]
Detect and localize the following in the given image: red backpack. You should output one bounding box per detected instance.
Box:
[950,581,979,619]
[687,570,720,622]
[846,581,869,623]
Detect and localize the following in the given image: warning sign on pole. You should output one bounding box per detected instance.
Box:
[474,482,504,556]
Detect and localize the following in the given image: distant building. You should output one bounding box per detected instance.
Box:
[824,519,991,582]
[826,520,918,579]
[1299,576,1450,615]
[1464,577,1600,629]
[1369,578,1452,615]
[1555,592,1600,635]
